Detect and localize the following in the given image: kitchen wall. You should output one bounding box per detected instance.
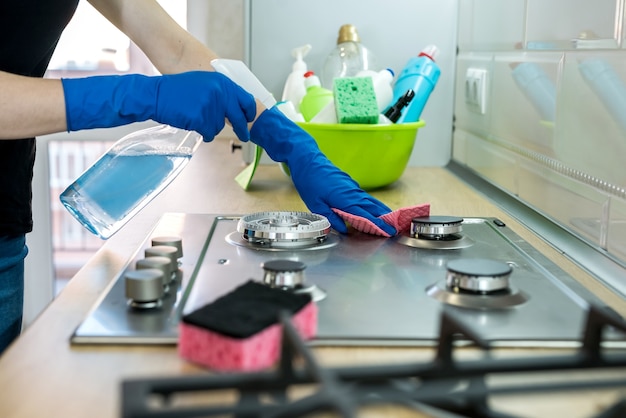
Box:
[453,0,626,278]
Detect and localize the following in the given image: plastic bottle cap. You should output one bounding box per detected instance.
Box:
[337,24,360,44]
[419,45,440,61]
[303,71,321,89]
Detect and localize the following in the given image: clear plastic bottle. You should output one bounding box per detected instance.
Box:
[60,125,202,239]
[391,45,441,123]
[321,24,379,89]
[299,71,334,122]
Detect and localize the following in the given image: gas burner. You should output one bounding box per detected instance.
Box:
[261,259,326,302]
[426,258,528,309]
[226,211,339,251]
[396,215,475,250]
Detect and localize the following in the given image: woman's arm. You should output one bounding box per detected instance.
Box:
[0,0,261,140]
[87,0,266,120]
[87,0,219,74]
[0,72,67,139]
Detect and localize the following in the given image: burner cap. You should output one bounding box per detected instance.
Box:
[262,259,307,289]
[262,259,306,273]
[446,258,512,294]
[238,211,331,248]
[427,258,527,309]
[260,259,327,302]
[412,216,463,239]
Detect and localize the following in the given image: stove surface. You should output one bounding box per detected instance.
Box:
[71,213,626,348]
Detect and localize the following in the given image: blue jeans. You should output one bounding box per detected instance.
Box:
[0,235,28,355]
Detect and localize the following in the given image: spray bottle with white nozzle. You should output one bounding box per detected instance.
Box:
[281,44,312,113]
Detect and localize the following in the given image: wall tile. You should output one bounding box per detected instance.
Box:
[454,53,493,135]
[557,51,626,187]
[457,0,526,51]
[609,197,626,259]
[526,0,619,49]
[490,52,561,156]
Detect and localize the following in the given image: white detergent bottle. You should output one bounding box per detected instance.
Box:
[281,44,312,113]
[357,68,395,112]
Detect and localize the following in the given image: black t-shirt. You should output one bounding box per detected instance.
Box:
[0,0,79,236]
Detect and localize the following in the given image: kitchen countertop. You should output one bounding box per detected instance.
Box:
[1,134,625,418]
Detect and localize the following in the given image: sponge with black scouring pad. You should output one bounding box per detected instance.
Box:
[333,76,380,124]
[178,280,317,371]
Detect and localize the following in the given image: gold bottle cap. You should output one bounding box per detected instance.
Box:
[337,24,360,44]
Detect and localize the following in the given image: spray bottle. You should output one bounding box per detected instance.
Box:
[60,125,202,239]
[391,45,441,123]
[281,44,312,113]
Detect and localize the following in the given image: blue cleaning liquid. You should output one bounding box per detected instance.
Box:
[60,152,191,239]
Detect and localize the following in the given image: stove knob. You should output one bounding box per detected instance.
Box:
[261,259,306,289]
[151,236,183,259]
[125,268,164,308]
[145,245,179,272]
[136,256,174,291]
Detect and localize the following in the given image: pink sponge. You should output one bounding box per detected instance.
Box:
[178,281,317,372]
[332,203,430,237]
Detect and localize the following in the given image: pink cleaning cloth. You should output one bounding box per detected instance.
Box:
[332,203,430,237]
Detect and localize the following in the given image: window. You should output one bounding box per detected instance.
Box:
[45,0,187,78]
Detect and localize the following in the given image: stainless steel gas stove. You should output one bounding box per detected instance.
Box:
[71,211,626,348]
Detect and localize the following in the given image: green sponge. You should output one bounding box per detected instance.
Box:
[333,77,379,124]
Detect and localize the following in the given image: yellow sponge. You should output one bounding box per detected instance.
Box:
[333,77,379,124]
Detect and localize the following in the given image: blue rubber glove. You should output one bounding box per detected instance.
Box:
[250,107,396,235]
[62,71,257,142]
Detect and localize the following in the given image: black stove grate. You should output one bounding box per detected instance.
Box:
[121,304,626,418]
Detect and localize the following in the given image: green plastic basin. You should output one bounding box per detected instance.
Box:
[292,120,425,190]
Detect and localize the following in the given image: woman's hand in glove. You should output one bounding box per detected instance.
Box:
[249,107,396,235]
[62,71,257,142]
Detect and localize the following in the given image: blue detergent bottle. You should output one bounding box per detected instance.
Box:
[390,45,441,123]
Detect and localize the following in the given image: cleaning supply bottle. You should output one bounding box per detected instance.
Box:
[281,44,312,113]
[391,45,441,123]
[356,68,395,112]
[321,24,379,89]
[60,125,202,239]
[299,71,334,122]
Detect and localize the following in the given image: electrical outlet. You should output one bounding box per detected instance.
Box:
[465,68,488,114]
